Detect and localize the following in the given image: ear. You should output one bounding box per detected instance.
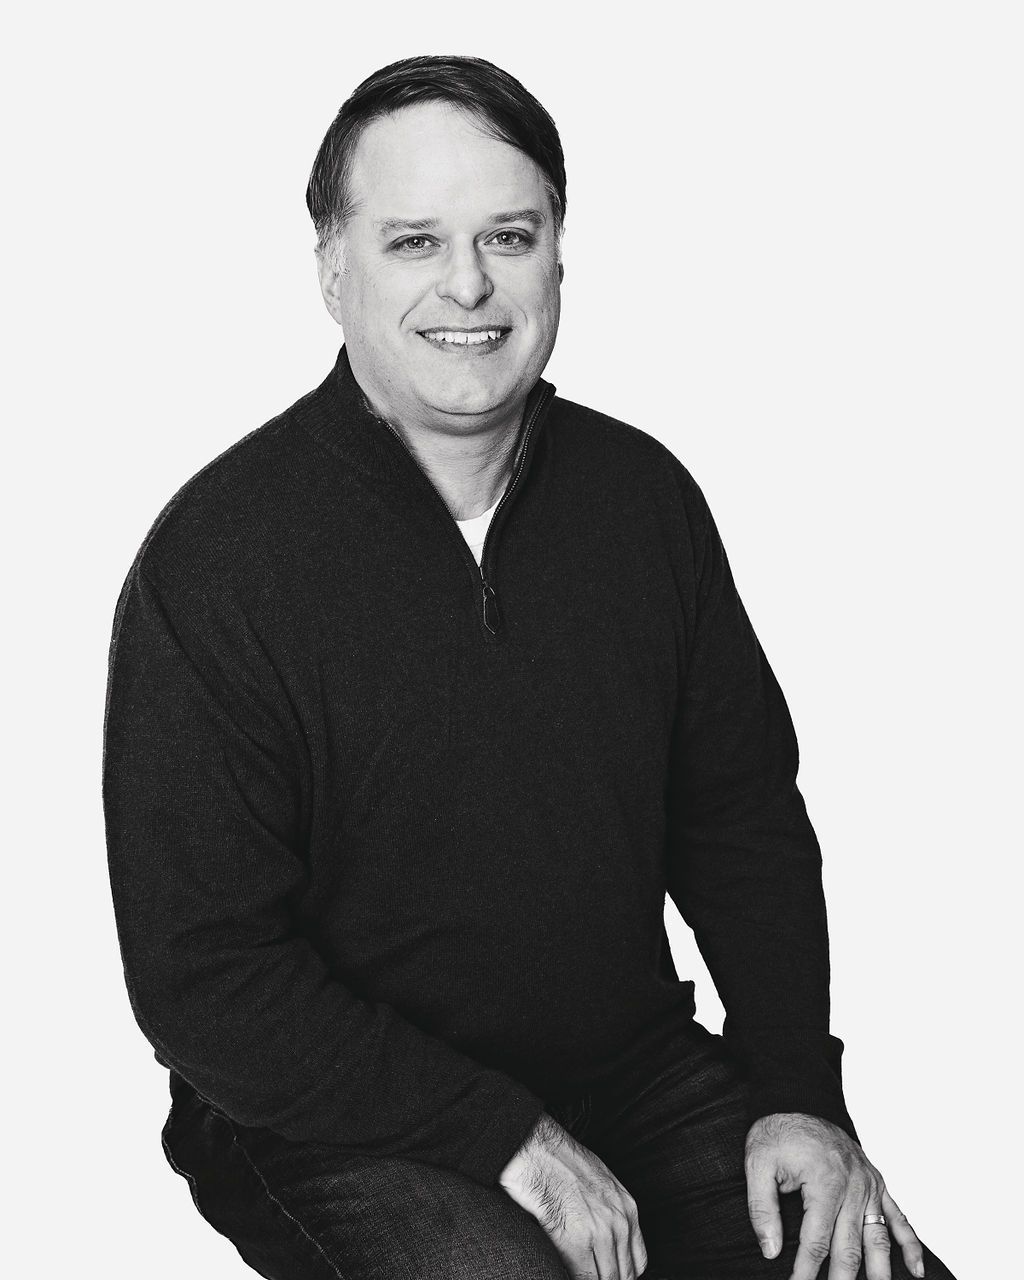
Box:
[315,249,345,326]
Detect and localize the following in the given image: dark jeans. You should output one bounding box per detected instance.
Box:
[161,1016,957,1279]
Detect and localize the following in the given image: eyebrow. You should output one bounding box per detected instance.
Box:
[375,216,439,235]
[488,208,547,228]
[374,208,548,236]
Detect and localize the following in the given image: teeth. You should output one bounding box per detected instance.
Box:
[423,330,504,345]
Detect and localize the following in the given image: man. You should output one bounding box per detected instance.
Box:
[102,55,955,1280]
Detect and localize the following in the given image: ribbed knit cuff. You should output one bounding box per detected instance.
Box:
[746,1085,860,1146]
[455,1086,549,1187]
[725,1029,860,1146]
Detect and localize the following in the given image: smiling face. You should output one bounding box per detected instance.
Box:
[317,101,562,436]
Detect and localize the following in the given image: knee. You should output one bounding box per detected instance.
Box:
[381,1168,567,1280]
[416,1199,568,1280]
[442,1237,567,1279]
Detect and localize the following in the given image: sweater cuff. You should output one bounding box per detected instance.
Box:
[746,1084,860,1145]
[454,1085,549,1186]
[725,1029,860,1145]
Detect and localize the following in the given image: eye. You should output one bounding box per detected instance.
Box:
[393,235,436,254]
[488,229,533,251]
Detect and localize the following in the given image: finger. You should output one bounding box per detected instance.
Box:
[745,1148,784,1259]
[862,1194,892,1280]
[551,1236,600,1280]
[882,1188,925,1279]
[790,1183,842,1280]
[616,1201,644,1280]
[826,1177,869,1280]
[574,1243,601,1280]
[613,1218,636,1280]
[592,1230,623,1280]
[630,1222,649,1279]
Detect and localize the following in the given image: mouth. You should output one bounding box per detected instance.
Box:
[417,326,512,352]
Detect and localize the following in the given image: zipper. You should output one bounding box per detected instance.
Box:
[476,384,553,634]
[379,384,554,637]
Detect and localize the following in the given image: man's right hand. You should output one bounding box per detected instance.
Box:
[498,1112,649,1280]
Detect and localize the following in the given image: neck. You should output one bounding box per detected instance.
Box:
[359,392,527,522]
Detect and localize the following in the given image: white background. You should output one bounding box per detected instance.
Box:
[6,3,1019,1277]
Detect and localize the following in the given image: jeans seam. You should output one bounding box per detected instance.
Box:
[221,1117,344,1280]
[161,1120,204,1207]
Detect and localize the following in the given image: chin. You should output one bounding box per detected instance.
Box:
[422,374,517,419]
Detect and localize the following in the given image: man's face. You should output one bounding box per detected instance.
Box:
[319,101,562,432]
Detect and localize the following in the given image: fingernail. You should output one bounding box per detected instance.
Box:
[761,1238,780,1259]
[913,1262,925,1278]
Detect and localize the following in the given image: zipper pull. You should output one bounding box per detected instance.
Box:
[481,578,502,635]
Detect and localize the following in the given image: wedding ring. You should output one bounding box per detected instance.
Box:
[863,1214,887,1227]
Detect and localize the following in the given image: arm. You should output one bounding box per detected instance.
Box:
[663,471,857,1141]
[101,559,545,1186]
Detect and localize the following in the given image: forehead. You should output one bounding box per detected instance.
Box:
[346,101,551,222]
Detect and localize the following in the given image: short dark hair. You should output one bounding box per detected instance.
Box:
[306,55,567,261]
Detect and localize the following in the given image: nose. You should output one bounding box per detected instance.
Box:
[435,240,493,309]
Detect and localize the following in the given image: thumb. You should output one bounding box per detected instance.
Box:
[745,1151,783,1260]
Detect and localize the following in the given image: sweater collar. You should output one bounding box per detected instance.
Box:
[304,344,556,485]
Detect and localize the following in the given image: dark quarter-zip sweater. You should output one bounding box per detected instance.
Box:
[102,345,858,1189]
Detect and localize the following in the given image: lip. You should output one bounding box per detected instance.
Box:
[417,325,512,334]
[417,325,512,353]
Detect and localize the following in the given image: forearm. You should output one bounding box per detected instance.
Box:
[115,903,545,1182]
[103,562,545,1184]
[664,467,856,1139]
[668,760,857,1139]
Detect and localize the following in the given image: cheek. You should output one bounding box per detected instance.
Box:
[346,266,422,330]
[506,273,555,325]
[519,264,560,316]
[524,283,561,336]
[338,272,375,331]
[385,275,439,332]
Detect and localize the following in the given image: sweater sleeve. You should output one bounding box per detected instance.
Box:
[101,558,546,1184]
[664,472,859,1143]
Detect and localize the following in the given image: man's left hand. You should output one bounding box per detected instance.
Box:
[744,1112,925,1280]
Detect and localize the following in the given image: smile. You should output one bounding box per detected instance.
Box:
[418,327,511,349]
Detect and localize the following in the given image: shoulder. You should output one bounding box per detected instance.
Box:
[547,392,710,515]
[128,383,329,598]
